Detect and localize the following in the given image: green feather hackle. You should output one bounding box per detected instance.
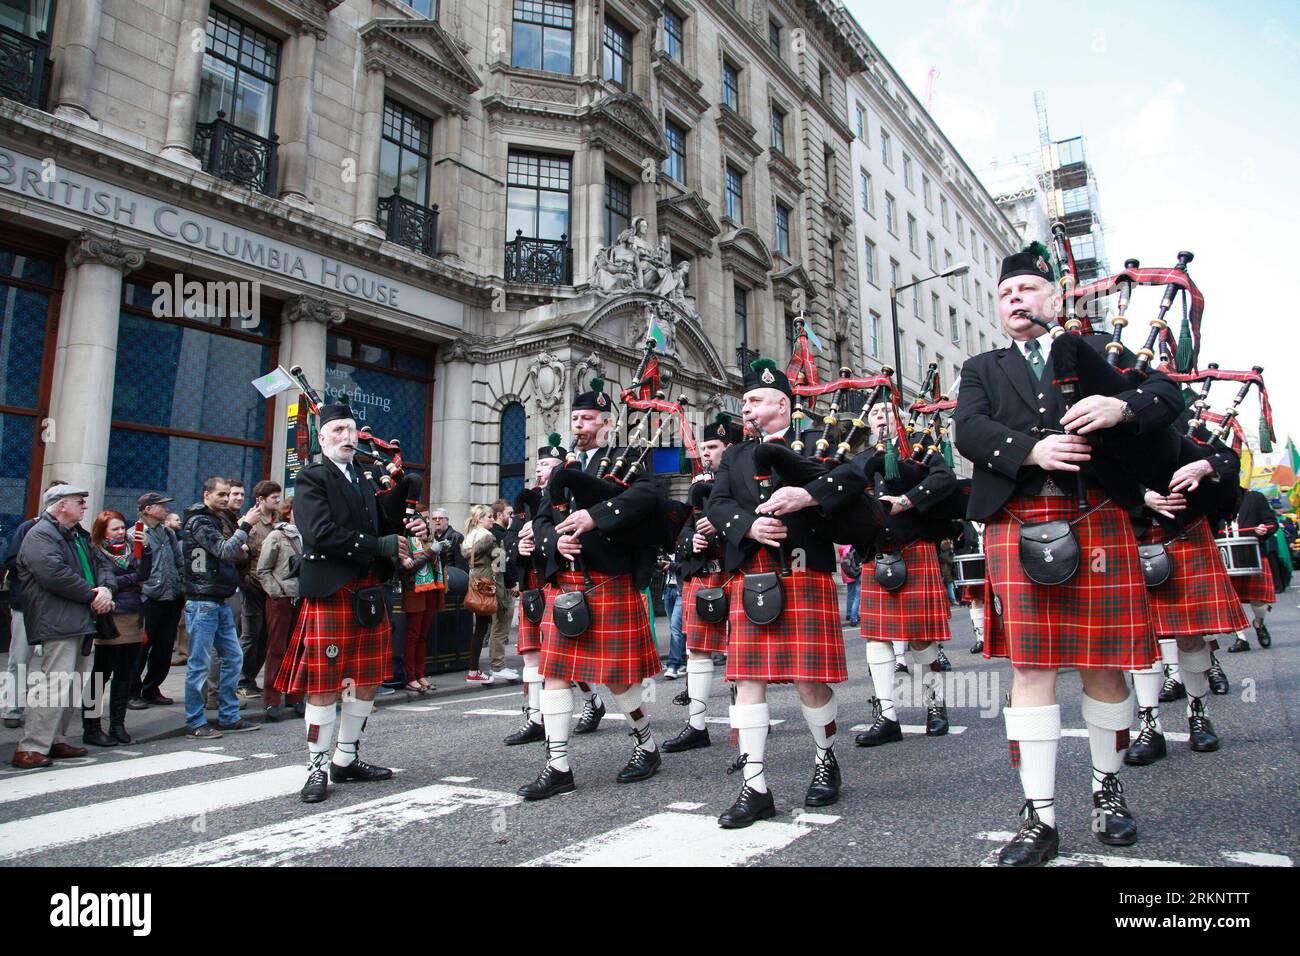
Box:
[713,413,731,427]
[749,358,779,374]
[590,377,604,394]
[547,432,562,447]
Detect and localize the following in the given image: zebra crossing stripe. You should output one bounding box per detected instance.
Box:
[127,784,520,867]
[0,751,240,806]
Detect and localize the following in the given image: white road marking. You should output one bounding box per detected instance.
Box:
[0,766,306,861]
[1062,728,1190,743]
[108,750,143,757]
[705,717,785,728]
[792,813,841,826]
[666,801,704,811]
[249,753,278,759]
[0,751,240,805]
[440,776,477,783]
[127,785,520,867]
[389,704,443,713]
[848,723,967,735]
[441,691,524,706]
[198,746,225,752]
[464,709,533,718]
[522,810,832,867]
[1220,850,1293,867]
[975,831,1189,867]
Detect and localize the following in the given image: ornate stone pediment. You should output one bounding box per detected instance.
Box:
[361,19,482,117]
[768,149,804,197]
[583,294,728,382]
[717,227,772,288]
[771,264,817,308]
[265,0,340,38]
[653,51,709,116]
[716,104,762,164]
[656,192,720,258]
[585,93,668,162]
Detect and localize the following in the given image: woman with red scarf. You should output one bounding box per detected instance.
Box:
[85,511,150,746]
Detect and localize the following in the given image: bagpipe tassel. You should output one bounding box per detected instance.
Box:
[884,442,900,481]
[1259,413,1274,454]
[1174,294,1194,373]
[941,439,955,469]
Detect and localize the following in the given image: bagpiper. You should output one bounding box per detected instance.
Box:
[953,243,1182,865]
[275,404,426,803]
[662,414,745,753]
[517,379,664,799]
[1225,488,1278,652]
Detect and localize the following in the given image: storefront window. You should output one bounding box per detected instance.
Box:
[499,402,525,502]
[325,332,432,472]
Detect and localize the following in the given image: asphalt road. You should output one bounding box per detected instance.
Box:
[1,590,1296,868]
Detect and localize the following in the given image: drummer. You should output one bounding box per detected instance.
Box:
[1225,488,1279,652]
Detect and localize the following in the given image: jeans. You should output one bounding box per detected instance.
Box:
[184,600,243,729]
[663,584,685,669]
[845,579,860,624]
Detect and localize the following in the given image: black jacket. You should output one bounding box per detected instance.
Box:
[675,480,723,580]
[17,514,116,644]
[181,503,249,600]
[295,459,405,600]
[822,450,958,550]
[954,332,1183,520]
[489,523,518,588]
[1237,490,1278,543]
[1144,436,1241,536]
[3,516,38,612]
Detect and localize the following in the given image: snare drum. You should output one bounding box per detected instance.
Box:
[1215,535,1262,577]
[953,552,987,588]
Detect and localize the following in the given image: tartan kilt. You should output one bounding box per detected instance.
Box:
[682,572,729,654]
[725,549,847,684]
[1230,562,1276,605]
[860,539,952,644]
[516,570,546,655]
[275,578,391,695]
[1146,519,1249,637]
[539,571,659,685]
[983,494,1158,671]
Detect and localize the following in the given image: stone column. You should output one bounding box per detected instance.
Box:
[430,111,463,258]
[574,141,606,287]
[50,0,103,130]
[160,0,210,169]
[272,296,344,490]
[352,64,387,238]
[434,342,473,518]
[277,25,322,208]
[44,231,146,517]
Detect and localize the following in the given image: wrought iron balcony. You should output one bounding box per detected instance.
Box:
[193,111,279,196]
[736,346,760,370]
[504,230,572,286]
[378,189,439,257]
[0,25,52,110]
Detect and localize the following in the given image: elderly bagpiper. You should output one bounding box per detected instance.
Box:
[662,414,745,753]
[502,434,567,747]
[705,359,871,827]
[953,243,1182,865]
[274,404,426,804]
[517,379,664,799]
[1225,488,1278,653]
[852,401,959,746]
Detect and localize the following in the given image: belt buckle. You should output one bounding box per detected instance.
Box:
[1040,478,1066,497]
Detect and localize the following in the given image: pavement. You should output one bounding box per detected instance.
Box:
[0,588,1297,867]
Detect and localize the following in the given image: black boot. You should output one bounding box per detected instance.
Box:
[518,742,576,800]
[672,688,691,707]
[1092,772,1138,847]
[1227,636,1250,653]
[1255,621,1272,648]
[936,648,953,672]
[301,756,330,803]
[1123,707,1167,766]
[718,754,776,829]
[615,727,662,783]
[82,723,118,748]
[109,722,132,745]
[855,696,903,747]
[572,695,605,734]
[1207,653,1230,696]
[329,743,393,783]
[969,629,984,654]
[996,801,1059,867]
[662,723,711,753]
[925,698,950,736]
[804,747,841,807]
[1158,673,1186,702]
[504,708,545,746]
[1187,697,1220,752]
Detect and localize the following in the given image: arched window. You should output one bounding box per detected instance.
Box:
[499,402,526,502]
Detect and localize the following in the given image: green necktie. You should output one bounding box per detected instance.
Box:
[1024,339,1044,382]
[579,451,590,470]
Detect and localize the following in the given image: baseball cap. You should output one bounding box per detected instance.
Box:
[137,491,174,510]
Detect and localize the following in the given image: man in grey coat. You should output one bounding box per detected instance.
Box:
[12,485,116,768]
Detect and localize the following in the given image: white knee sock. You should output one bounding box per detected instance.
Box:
[1081,692,1133,793]
[1179,644,1212,708]
[969,604,985,636]
[333,698,373,767]
[611,685,656,751]
[909,643,943,705]
[1250,602,1269,627]
[304,703,336,769]
[686,658,713,731]
[523,666,543,725]
[866,641,899,720]
[801,692,837,765]
[1159,639,1181,684]
[731,702,770,793]
[1003,703,1060,828]
[1131,668,1164,732]
[892,641,907,665]
[540,687,573,771]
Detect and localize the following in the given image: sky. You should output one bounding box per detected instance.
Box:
[842,0,1300,463]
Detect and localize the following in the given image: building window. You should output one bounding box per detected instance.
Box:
[927,233,937,271]
[775,202,791,256]
[768,19,781,56]
[1062,186,1089,214]
[863,237,877,286]
[198,8,279,139]
[915,340,927,384]
[961,271,970,301]
[860,169,873,214]
[379,99,432,206]
[889,257,900,293]
[722,60,739,110]
[902,153,913,191]
[880,128,892,169]
[770,104,785,152]
[975,279,983,313]
[725,165,744,222]
[931,292,941,332]
[971,236,980,264]
[912,275,921,312]
[907,214,919,255]
[663,119,686,182]
[884,193,897,236]
[855,103,865,140]
[949,306,960,342]
[934,359,943,392]
[499,402,526,502]
[1072,233,1097,261]
[944,249,954,287]
[984,243,992,275]
[964,319,973,349]
[823,148,836,196]
[986,291,994,318]
[940,194,950,229]
[819,66,832,102]
[398,0,437,16]
[956,212,965,246]
[734,283,748,351]
[867,310,881,356]
[604,173,631,246]
[828,237,838,288]
[922,174,932,211]
[506,151,570,240]
[663,8,683,63]
[979,331,987,353]
[603,18,632,89]
[511,0,574,74]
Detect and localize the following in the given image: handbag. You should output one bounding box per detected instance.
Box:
[520,588,546,623]
[1137,542,1174,588]
[352,585,387,628]
[463,577,498,617]
[873,551,907,591]
[695,584,729,624]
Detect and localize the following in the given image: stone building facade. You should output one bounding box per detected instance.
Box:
[0,0,1013,539]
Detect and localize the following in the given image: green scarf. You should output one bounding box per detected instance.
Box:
[71,534,96,586]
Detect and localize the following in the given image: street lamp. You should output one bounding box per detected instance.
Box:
[889,262,970,392]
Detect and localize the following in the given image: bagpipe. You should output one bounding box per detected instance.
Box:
[1168,364,1275,454]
